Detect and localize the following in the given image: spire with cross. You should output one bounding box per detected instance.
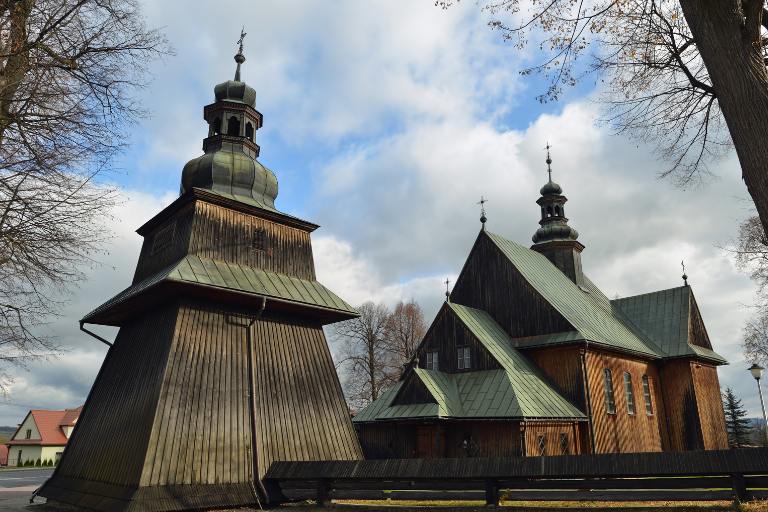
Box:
[546,142,553,182]
[681,260,688,286]
[445,278,451,302]
[477,196,488,230]
[234,27,247,81]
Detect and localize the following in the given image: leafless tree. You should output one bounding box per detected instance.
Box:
[439,0,768,230]
[385,300,427,378]
[0,0,170,393]
[333,302,396,410]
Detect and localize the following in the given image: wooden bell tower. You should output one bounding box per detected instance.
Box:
[39,38,362,511]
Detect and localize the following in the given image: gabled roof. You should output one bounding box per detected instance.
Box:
[82,255,357,325]
[612,287,726,364]
[353,303,585,423]
[485,231,663,358]
[8,408,81,446]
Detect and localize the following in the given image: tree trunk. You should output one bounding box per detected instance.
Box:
[679,0,768,234]
[368,342,377,401]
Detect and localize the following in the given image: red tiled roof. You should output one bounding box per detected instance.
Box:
[7,407,82,446]
[0,444,8,465]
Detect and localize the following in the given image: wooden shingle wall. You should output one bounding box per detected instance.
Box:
[585,350,664,454]
[691,363,728,450]
[659,359,702,451]
[524,345,585,411]
[524,421,585,456]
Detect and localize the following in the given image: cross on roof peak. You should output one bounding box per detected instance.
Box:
[477,196,488,229]
[445,278,451,301]
[545,142,553,181]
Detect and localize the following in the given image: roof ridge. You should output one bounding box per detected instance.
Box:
[612,285,690,303]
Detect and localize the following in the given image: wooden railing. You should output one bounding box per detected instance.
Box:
[264,448,768,506]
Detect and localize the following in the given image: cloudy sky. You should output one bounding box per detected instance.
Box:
[1,1,763,425]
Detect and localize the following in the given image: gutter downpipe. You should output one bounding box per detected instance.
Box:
[580,343,596,453]
[246,296,268,507]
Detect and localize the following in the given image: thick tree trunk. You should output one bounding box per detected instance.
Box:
[679,0,768,234]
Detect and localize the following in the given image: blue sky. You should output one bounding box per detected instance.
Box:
[1,0,764,426]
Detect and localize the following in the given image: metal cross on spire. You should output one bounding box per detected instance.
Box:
[477,196,488,230]
[681,260,688,286]
[234,27,247,81]
[445,278,451,301]
[545,142,553,182]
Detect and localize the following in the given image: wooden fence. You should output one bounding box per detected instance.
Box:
[264,448,768,506]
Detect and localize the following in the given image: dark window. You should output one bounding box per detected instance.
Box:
[25,429,31,439]
[251,227,267,252]
[212,117,221,135]
[151,221,176,255]
[227,115,241,136]
[554,205,561,216]
[624,372,636,415]
[537,435,547,456]
[457,346,471,370]
[642,375,653,415]
[546,206,553,217]
[603,368,616,414]
[245,122,254,141]
[425,351,439,371]
[559,433,569,455]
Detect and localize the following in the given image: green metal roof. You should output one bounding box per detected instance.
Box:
[612,287,727,364]
[83,255,357,323]
[486,231,663,358]
[353,303,585,423]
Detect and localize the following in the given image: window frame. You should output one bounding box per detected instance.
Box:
[456,346,471,370]
[642,374,654,416]
[559,432,569,455]
[24,429,31,440]
[624,371,636,415]
[537,434,547,456]
[603,368,616,414]
[425,351,439,371]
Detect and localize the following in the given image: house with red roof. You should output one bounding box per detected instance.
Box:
[6,406,82,466]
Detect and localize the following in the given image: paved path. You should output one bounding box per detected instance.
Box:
[0,469,53,490]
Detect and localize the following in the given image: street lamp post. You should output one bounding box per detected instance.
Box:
[749,363,768,446]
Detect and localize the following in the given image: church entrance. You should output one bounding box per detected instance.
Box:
[416,425,445,458]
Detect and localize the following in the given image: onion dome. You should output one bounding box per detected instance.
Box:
[180,36,276,210]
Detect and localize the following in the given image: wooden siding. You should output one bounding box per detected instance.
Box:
[688,293,713,349]
[357,421,522,459]
[659,359,701,451]
[49,304,179,488]
[188,201,316,280]
[394,375,437,406]
[417,305,501,373]
[133,203,195,283]
[524,345,585,410]
[524,421,585,456]
[585,349,664,454]
[451,234,573,339]
[691,363,728,450]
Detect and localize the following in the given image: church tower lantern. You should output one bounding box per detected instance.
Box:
[39,34,362,511]
[531,146,585,286]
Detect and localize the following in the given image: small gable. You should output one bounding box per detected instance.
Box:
[688,292,712,350]
[392,372,437,406]
[451,231,573,339]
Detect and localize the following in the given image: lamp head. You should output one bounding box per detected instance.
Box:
[750,363,764,381]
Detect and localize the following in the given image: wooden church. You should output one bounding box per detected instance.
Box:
[39,42,362,510]
[354,151,729,459]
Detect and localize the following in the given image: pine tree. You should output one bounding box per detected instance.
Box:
[723,387,752,447]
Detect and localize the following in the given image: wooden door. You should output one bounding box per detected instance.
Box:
[416,426,444,458]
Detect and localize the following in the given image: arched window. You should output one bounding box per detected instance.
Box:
[546,206,553,218]
[245,122,254,141]
[624,372,636,415]
[642,375,653,415]
[227,115,240,136]
[603,368,616,414]
[554,205,561,216]
[212,117,221,135]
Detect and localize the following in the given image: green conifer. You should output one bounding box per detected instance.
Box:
[723,387,752,447]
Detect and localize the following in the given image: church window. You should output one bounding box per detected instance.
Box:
[642,375,653,415]
[546,206,553,217]
[554,205,561,216]
[624,372,636,415]
[251,227,267,252]
[603,369,616,414]
[227,115,241,136]
[457,346,471,370]
[537,435,547,456]
[245,121,254,141]
[425,351,439,371]
[212,117,221,135]
[559,433,569,455]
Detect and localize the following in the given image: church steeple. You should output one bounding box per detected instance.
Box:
[180,30,278,211]
[531,147,585,286]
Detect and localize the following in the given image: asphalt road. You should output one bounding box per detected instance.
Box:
[0,468,53,489]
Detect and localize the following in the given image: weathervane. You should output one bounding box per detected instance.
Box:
[681,260,688,286]
[545,142,553,182]
[477,196,488,230]
[234,27,247,81]
[445,278,451,301]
